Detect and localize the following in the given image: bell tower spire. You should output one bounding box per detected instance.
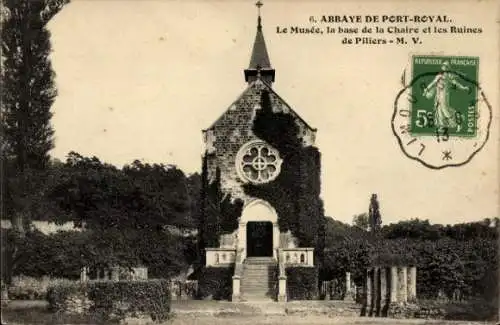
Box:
[244,1,275,86]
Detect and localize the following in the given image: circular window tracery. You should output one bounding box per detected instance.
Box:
[236,140,282,184]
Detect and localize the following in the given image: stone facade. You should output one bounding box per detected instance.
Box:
[202,8,319,302]
[202,12,318,263]
[202,83,318,264]
[202,79,316,198]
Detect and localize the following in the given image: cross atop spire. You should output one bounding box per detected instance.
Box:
[256,0,263,28]
[244,1,275,85]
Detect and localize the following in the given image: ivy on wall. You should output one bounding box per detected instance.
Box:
[198,153,244,262]
[243,90,326,257]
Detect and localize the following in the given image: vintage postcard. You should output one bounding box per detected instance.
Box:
[1,0,499,324]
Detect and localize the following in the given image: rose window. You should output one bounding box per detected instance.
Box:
[236,141,282,184]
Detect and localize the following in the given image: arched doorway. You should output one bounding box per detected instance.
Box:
[239,199,279,260]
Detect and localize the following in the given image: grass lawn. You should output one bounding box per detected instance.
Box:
[2,300,497,325]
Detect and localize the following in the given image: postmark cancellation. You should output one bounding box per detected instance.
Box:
[392,54,492,169]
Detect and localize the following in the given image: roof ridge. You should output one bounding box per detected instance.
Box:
[203,80,317,132]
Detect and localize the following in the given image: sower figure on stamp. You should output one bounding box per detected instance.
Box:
[423,61,469,130]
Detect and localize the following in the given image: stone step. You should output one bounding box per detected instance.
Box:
[240,295,276,302]
[241,283,275,289]
[243,269,275,272]
[241,286,271,291]
[241,289,274,294]
[243,276,274,280]
[241,283,276,288]
[242,274,276,278]
[242,269,276,273]
[244,258,277,265]
[242,277,274,281]
[241,281,275,287]
[241,257,278,302]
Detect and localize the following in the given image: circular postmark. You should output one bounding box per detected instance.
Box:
[392,55,492,169]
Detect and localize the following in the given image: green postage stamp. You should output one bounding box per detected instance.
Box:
[392,54,492,169]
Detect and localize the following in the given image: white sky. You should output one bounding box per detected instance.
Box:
[48,0,499,225]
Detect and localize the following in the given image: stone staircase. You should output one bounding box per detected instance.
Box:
[240,257,278,301]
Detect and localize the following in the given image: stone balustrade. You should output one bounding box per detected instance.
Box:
[280,248,314,266]
[80,266,148,282]
[205,248,236,267]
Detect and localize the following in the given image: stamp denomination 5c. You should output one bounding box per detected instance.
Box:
[392,55,492,169]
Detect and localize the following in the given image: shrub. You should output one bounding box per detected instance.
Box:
[89,280,171,322]
[47,279,171,323]
[286,267,318,300]
[9,275,75,300]
[46,281,90,314]
[197,267,233,300]
[11,230,83,279]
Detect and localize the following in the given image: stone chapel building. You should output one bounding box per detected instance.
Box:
[202,5,318,301]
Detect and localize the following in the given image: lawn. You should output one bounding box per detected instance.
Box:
[2,300,496,325]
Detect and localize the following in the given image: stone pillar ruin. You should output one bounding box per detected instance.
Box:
[80,266,89,282]
[407,266,417,302]
[365,264,416,317]
[397,267,408,303]
[365,268,372,311]
[373,267,380,312]
[380,267,387,308]
[344,271,354,301]
[389,266,398,303]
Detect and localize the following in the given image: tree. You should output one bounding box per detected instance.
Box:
[49,152,198,277]
[2,0,70,232]
[368,194,382,232]
[1,2,70,305]
[352,213,369,231]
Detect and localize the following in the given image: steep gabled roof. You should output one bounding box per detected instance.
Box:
[203,79,316,132]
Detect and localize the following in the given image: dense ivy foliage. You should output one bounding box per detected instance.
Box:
[2,227,192,280]
[286,267,319,300]
[198,154,244,257]
[2,152,202,280]
[242,90,326,254]
[196,267,234,300]
[322,217,498,302]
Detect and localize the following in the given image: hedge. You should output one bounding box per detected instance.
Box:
[197,266,234,300]
[286,267,318,300]
[47,279,171,323]
[9,276,73,300]
[46,281,91,315]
